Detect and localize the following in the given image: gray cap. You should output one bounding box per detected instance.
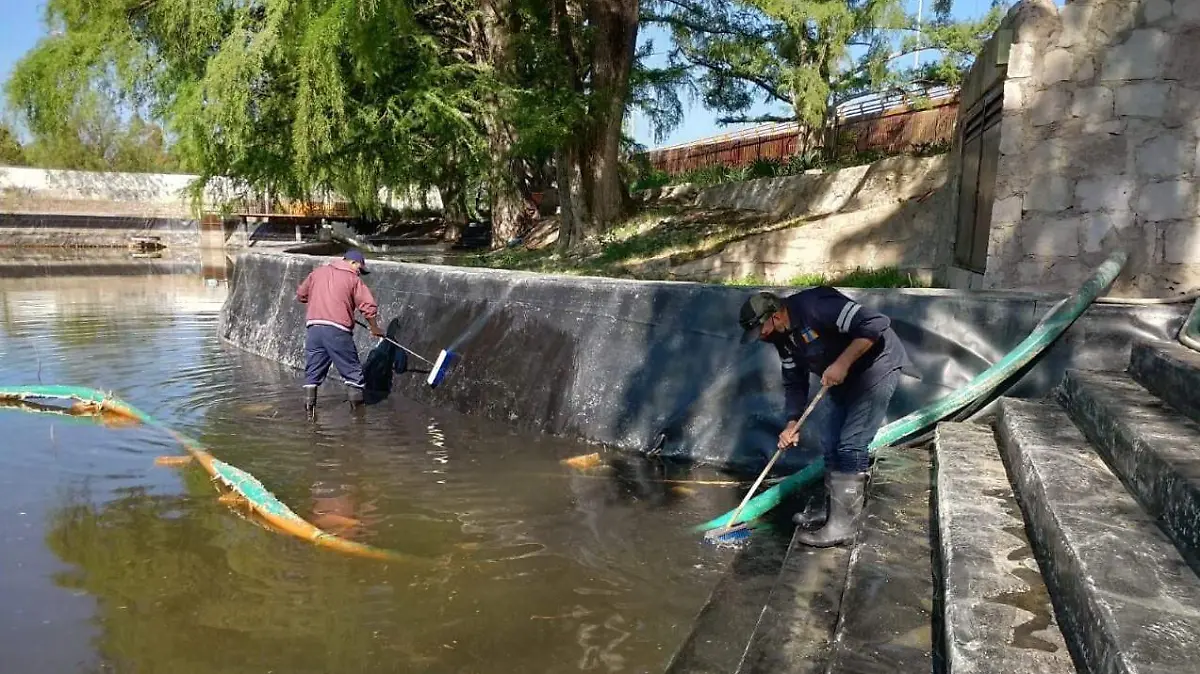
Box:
[738,291,781,343]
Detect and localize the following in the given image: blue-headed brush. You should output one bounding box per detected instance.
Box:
[426,349,456,388]
[357,320,457,389]
[702,385,828,547]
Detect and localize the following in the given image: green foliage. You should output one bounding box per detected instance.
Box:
[645,0,1005,133]
[6,0,498,214]
[631,169,671,192]
[726,266,926,288]
[0,123,25,166]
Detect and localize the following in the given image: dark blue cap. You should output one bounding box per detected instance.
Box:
[343,249,369,274]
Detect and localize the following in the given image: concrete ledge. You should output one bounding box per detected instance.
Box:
[1058,369,1200,568]
[1130,341,1200,425]
[822,444,934,673]
[219,250,1190,469]
[933,422,1074,674]
[997,398,1200,674]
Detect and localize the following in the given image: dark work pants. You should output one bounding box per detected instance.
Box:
[305,325,364,389]
[820,369,900,473]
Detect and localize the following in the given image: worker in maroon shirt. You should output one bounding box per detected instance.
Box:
[295,250,384,420]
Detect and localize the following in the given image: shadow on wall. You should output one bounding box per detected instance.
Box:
[674,154,952,284]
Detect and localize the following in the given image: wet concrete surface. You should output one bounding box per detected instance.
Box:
[0,266,747,674]
[823,445,934,674]
[934,422,1074,674]
[998,398,1200,674]
[732,445,937,674]
[1058,368,1200,572]
[1130,340,1200,425]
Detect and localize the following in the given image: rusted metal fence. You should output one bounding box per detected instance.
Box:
[642,91,960,175]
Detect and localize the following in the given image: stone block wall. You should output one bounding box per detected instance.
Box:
[980,0,1200,296]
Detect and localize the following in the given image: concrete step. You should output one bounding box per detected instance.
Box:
[664,526,799,674]
[735,445,933,674]
[734,526,850,674]
[997,398,1200,674]
[823,444,934,674]
[1129,341,1200,425]
[1058,369,1200,569]
[933,422,1075,674]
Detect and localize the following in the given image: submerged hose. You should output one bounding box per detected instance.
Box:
[0,386,416,563]
[694,250,1129,533]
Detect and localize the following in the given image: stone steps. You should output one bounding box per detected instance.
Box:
[821,445,934,674]
[663,526,799,674]
[1057,368,1200,569]
[933,421,1075,673]
[1129,341,1200,425]
[733,444,934,674]
[996,397,1200,674]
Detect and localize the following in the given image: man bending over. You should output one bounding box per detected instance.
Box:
[296,249,384,420]
[738,287,912,547]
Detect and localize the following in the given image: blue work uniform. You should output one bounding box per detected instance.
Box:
[768,286,913,472]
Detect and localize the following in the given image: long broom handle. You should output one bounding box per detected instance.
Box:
[725,385,829,529]
[353,320,436,365]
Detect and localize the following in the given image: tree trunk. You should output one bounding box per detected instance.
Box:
[478,0,524,249]
[484,114,524,248]
[440,177,468,243]
[580,0,639,236]
[555,144,590,252]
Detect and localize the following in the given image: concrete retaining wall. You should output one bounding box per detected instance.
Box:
[644,154,955,284]
[0,165,203,218]
[218,250,1188,469]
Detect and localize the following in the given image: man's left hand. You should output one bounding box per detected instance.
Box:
[821,361,849,387]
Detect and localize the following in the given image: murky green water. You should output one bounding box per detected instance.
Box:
[0,264,739,673]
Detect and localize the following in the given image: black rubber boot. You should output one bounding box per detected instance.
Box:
[795,471,868,548]
[792,473,829,529]
[347,385,365,407]
[304,385,318,421]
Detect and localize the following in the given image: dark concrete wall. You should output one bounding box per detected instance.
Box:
[219,250,1188,469]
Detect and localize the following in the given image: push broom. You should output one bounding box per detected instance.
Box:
[703,385,828,547]
[356,320,456,388]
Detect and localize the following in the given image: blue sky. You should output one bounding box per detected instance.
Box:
[1,0,1003,149]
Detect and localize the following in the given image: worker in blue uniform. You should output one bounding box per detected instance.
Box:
[738,287,913,547]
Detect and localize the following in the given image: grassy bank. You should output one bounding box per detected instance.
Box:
[455,206,927,289]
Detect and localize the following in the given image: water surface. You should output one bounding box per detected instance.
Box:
[0,265,741,674]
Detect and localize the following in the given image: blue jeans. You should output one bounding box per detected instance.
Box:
[305,325,364,388]
[820,369,900,473]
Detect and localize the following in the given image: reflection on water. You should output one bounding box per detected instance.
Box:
[0,262,740,673]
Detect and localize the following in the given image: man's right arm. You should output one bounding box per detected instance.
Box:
[296,272,313,303]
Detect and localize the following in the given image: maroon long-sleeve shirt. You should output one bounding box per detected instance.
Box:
[295,259,378,331]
